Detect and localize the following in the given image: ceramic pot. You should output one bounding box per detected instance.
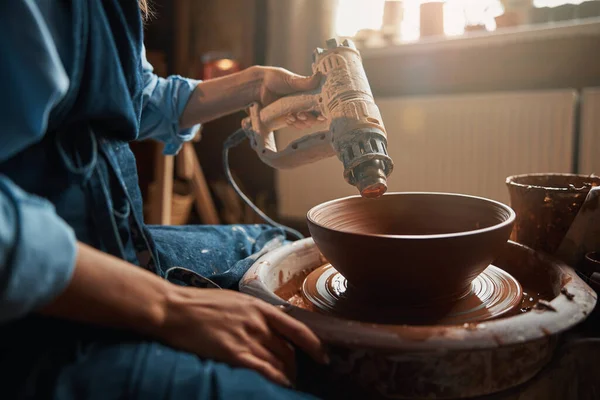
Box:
[306,192,515,305]
[505,173,600,256]
[495,12,521,28]
[382,0,403,41]
[420,2,445,37]
[464,24,487,33]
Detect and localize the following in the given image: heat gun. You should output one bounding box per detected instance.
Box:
[241,38,393,199]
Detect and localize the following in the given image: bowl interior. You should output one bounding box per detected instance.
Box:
[308,192,514,237]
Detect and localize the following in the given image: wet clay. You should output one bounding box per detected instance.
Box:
[306,192,515,305]
[506,173,600,255]
[300,263,523,325]
[275,263,556,326]
[275,268,316,311]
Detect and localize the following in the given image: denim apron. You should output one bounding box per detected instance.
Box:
[0,1,310,399]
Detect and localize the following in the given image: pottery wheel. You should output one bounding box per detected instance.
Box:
[302,264,523,325]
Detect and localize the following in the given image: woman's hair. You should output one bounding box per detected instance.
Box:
[139,0,150,19]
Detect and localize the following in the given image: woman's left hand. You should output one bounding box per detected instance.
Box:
[252,66,325,130]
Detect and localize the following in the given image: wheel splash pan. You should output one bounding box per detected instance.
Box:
[240,239,596,399]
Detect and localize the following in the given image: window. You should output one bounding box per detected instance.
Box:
[335,0,589,42]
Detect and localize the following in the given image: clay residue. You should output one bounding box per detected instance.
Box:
[274,268,313,303]
[520,290,546,313]
[286,263,523,326]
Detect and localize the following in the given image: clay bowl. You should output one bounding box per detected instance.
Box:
[306,192,515,305]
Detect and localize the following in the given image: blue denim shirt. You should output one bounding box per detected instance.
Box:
[0,1,201,322]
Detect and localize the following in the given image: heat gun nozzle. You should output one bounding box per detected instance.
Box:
[353,159,388,199]
[361,181,387,198]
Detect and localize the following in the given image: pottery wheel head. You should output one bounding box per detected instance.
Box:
[302,264,523,325]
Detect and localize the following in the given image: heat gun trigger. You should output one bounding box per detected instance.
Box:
[241,92,334,170]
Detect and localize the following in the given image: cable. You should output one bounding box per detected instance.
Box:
[223,129,304,240]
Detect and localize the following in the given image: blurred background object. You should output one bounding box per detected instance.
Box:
[420,1,445,37]
[200,52,241,80]
[382,1,405,43]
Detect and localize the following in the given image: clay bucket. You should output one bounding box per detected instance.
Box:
[505,173,600,255]
[306,192,515,306]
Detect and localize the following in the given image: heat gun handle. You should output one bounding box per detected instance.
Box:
[255,130,336,169]
[243,92,323,135]
[241,92,335,169]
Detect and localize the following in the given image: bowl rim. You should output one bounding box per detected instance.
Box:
[505,172,600,192]
[306,191,516,240]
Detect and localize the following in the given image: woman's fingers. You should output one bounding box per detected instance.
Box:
[237,352,292,387]
[262,305,329,365]
[285,112,324,129]
[285,114,310,129]
[247,337,288,378]
[261,333,297,382]
[297,112,320,125]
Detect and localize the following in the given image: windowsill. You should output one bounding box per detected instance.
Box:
[359,17,600,59]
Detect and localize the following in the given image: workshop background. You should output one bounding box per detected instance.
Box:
[135,0,600,235]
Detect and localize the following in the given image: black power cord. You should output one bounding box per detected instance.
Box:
[223,129,304,240]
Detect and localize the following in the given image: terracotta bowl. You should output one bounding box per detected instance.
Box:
[306,192,516,305]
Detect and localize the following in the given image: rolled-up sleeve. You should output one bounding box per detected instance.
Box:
[0,178,77,322]
[0,0,77,322]
[139,47,202,155]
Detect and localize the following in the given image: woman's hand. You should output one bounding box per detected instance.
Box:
[254,66,325,129]
[180,65,325,130]
[41,243,327,388]
[156,286,329,387]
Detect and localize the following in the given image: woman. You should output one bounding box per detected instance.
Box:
[0,1,328,399]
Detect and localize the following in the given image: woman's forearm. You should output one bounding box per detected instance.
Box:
[179,66,262,129]
[38,242,328,385]
[40,242,168,335]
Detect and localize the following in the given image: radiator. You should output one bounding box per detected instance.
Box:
[276,90,577,220]
[579,87,600,174]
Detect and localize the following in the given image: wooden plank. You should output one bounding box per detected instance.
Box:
[176,146,195,180]
[184,143,220,224]
[149,144,174,225]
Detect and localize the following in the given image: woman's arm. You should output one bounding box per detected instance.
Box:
[178,66,322,129]
[138,48,322,155]
[41,242,328,386]
[39,242,168,335]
